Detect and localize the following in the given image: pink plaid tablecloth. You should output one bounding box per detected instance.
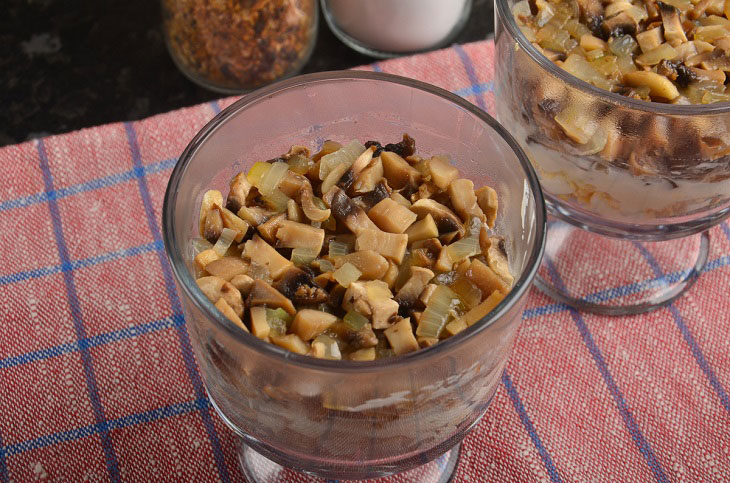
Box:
[1,40,729,482]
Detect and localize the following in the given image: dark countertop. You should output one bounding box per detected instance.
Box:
[1,0,494,148]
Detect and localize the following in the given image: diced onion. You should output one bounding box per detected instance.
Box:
[262,188,290,213]
[343,310,369,330]
[291,247,319,266]
[319,140,365,180]
[246,162,271,186]
[312,334,342,360]
[266,307,293,328]
[333,262,362,288]
[191,238,213,256]
[636,43,677,66]
[258,162,290,196]
[212,228,239,257]
[446,236,480,264]
[328,239,349,258]
[317,259,334,273]
[416,285,461,338]
[365,281,392,302]
[287,154,313,174]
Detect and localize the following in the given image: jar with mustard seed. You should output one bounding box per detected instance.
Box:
[161,0,318,93]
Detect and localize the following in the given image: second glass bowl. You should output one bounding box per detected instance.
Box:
[494,0,730,314]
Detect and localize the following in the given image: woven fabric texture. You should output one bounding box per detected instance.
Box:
[1,40,729,482]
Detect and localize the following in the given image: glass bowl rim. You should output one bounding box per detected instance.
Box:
[162,70,547,372]
[494,0,730,115]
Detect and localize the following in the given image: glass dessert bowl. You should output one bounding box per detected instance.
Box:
[162,71,546,481]
[494,0,730,314]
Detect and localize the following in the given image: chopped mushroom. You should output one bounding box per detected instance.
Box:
[380,151,422,189]
[197,276,244,318]
[275,220,325,253]
[367,198,418,233]
[243,235,292,279]
[290,309,338,340]
[410,199,466,238]
[448,179,486,223]
[355,228,409,264]
[384,317,419,355]
[248,279,296,315]
[226,173,252,213]
[192,135,512,359]
[475,186,499,228]
[659,2,688,46]
[334,250,389,279]
[204,257,249,281]
[343,281,399,329]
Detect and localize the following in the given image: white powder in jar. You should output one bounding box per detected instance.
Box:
[326,0,470,53]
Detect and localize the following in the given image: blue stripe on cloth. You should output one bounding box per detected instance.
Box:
[2,397,210,458]
[371,62,383,72]
[632,244,730,414]
[452,44,487,110]
[0,434,7,483]
[0,241,160,287]
[723,222,730,241]
[502,371,563,482]
[454,82,494,99]
[544,258,670,483]
[209,100,222,115]
[123,123,231,483]
[0,158,177,214]
[36,139,121,482]
[0,314,184,370]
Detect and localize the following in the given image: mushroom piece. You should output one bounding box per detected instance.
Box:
[487,238,514,287]
[636,27,664,53]
[237,205,275,226]
[390,191,411,207]
[355,228,409,264]
[242,235,292,279]
[247,279,296,315]
[367,198,418,234]
[214,298,248,332]
[301,187,331,222]
[230,274,254,297]
[601,11,638,38]
[360,179,392,209]
[623,71,680,101]
[203,207,224,244]
[426,156,459,190]
[199,190,223,237]
[194,248,220,272]
[196,276,244,318]
[337,146,376,192]
[321,162,350,195]
[475,186,499,228]
[217,206,250,242]
[286,199,305,223]
[577,0,604,27]
[384,317,419,355]
[348,347,376,361]
[204,257,249,281]
[328,321,378,349]
[257,213,287,243]
[410,199,466,238]
[325,186,379,235]
[226,173,252,213]
[405,214,439,243]
[334,250,389,280]
[249,306,270,339]
[659,2,688,46]
[351,157,384,194]
[380,151,422,189]
[383,260,399,289]
[342,281,399,329]
[465,259,510,299]
[275,220,325,253]
[274,265,329,305]
[394,267,435,311]
[290,309,338,341]
[448,179,486,223]
[270,333,310,354]
[419,283,437,306]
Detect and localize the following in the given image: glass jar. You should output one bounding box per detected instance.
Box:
[321,0,472,58]
[161,0,318,93]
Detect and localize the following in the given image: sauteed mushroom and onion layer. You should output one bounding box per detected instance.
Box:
[500,0,730,223]
[192,136,513,360]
